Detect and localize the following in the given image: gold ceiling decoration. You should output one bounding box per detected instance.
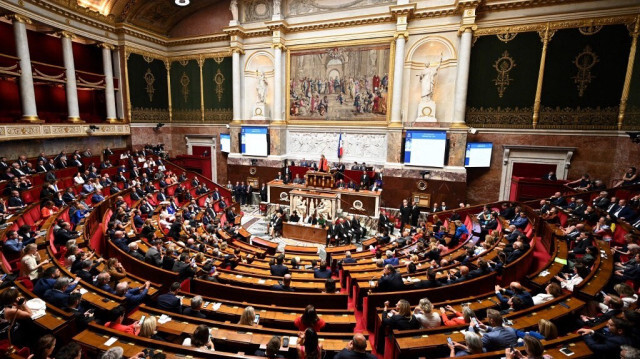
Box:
[578,25,603,35]
[572,45,598,97]
[493,50,515,98]
[496,33,517,42]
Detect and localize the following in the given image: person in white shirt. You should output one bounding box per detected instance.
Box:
[73,172,85,185]
[413,298,441,328]
[554,264,588,292]
[531,282,563,305]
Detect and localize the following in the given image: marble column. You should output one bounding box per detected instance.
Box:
[101,44,117,122]
[232,49,242,122]
[11,15,39,122]
[390,33,406,124]
[451,28,473,126]
[112,48,125,121]
[61,32,81,123]
[273,45,283,122]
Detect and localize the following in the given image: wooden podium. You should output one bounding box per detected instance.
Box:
[305,171,335,189]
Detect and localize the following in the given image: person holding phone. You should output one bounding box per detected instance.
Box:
[478,309,518,352]
[505,335,551,359]
[447,332,484,357]
[238,306,257,326]
[297,328,322,359]
[0,287,35,348]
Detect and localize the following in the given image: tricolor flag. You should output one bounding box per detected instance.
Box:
[337,132,344,158]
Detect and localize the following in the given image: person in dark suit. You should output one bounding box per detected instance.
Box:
[541,171,557,181]
[63,292,94,331]
[399,199,411,231]
[333,334,377,359]
[549,192,567,207]
[593,191,610,210]
[144,240,164,267]
[414,269,443,289]
[43,277,80,308]
[375,265,405,292]
[53,222,80,247]
[156,282,182,314]
[270,255,290,277]
[326,220,339,246]
[314,261,332,279]
[271,274,295,291]
[342,251,357,264]
[381,299,421,330]
[259,183,267,202]
[410,201,420,227]
[578,317,635,357]
[378,210,393,233]
[611,199,636,221]
[183,295,207,319]
[272,212,283,237]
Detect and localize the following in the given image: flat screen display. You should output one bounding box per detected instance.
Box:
[241,127,268,156]
[403,130,447,167]
[465,142,493,167]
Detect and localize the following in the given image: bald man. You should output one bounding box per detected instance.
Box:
[334,333,375,359]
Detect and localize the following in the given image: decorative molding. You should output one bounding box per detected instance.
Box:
[286,130,387,164]
[0,124,130,142]
[474,15,637,37]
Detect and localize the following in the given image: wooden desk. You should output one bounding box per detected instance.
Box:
[267,181,381,217]
[283,222,327,244]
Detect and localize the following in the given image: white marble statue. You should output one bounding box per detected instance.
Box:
[256,71,268,104]
[418,56,442,101]
[273,0,281,16]
[230,0,239,22]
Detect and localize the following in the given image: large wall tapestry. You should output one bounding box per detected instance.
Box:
[539,25,631,129]
[203,57,233,122]
[127,53,169,122]
[170,59,201,122]
[288,43,390,123]
[465,31,542,128]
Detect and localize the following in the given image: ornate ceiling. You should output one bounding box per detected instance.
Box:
[77,0,228,35]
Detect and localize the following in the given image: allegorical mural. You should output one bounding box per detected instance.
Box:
[288,44,390,122]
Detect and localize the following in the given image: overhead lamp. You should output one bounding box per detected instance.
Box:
[175,0,190,6]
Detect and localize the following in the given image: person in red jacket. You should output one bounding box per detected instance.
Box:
[294,305,326,332]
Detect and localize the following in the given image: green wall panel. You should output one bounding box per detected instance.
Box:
[171,59,202,122]
[127,53,169,122]
[203,57,232,122]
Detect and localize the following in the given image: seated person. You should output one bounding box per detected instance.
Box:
[104,305,140,335]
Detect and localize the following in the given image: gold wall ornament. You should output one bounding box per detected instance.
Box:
[214,69,226,103]
[579,25,603,36]
[213,57,224,64]
[573,45,599,97]
[493,50,516,98]
[180,72,190,103]
[143,55,154,64]
[144,69,156,102]
[179,60,189,67]
[496,33,517,43]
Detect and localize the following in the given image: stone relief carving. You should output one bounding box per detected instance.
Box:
[244,0,273,22]
[287,0,393,16]
[286,131,386,163]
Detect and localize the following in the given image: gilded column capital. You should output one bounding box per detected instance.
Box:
[6,14,32,24]
[537,24,556,43]
[58,31,75,39]
[271,43,287,51]
[197,56,205,68]
[394,31,409,41]
[457,5,477,36]
[163,60,171,71]
[230,47,245,55]
[98,43,115,50]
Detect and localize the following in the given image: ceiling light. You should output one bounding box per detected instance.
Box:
[175,0,190,6]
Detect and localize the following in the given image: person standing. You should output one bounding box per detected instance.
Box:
[399,199,411,232]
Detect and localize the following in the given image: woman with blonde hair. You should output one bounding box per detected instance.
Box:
[382,299,420,330]
[138,315,163,340]
[531,282,563,305]
[238,306,256,326]
[20,243,49,280]
[414,298,441,328]
[516,319,557,341]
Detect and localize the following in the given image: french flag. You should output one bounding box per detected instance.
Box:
[337,132,344,158]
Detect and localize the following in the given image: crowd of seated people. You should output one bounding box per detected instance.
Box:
[2,146,640,359]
